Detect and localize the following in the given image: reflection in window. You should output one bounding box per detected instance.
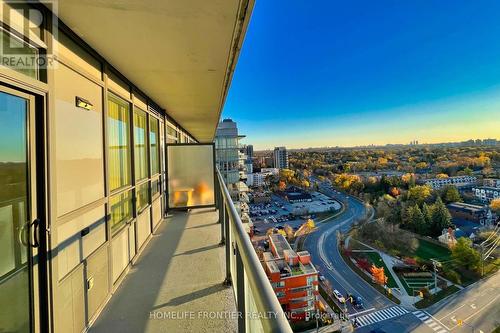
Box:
[1,27,39,79]
[150,117,159,175]
[133,108,147,181]
[109,190,132,233]
[136,182,149,212]
[151,178,160,198]
[108,95,131,191]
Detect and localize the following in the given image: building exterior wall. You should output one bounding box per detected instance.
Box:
[273,146,289,169]
[424,175,477,190]
[473,186,500,203]
[0,7,196,333]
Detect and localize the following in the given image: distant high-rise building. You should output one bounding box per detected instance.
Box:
[273,146,289,169]
[215,119,245,185]
[246,144,254,158]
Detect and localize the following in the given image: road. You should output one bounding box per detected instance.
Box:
[305,180,500,333]
[356,272,500,333]
[303,181,395,317]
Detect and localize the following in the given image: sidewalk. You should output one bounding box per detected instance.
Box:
[348,238,416,309]
[378,252,416,309]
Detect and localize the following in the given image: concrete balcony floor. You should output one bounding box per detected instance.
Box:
[90,208,236,333]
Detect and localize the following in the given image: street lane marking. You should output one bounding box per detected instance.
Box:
[354,306,409,327]
[414,311,449,332]
[352,307,375,316]
[438,304,466,321]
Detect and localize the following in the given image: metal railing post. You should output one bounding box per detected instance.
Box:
[236,244,246,333]
[217,178,225,246]
[224,204,232,286]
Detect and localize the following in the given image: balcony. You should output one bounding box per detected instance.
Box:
[89,169,292,333]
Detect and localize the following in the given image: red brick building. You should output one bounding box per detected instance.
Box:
[261,234,319,321]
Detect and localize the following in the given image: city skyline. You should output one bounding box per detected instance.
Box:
[222,1,500,150]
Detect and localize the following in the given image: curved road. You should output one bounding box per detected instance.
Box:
[303,182,394,315]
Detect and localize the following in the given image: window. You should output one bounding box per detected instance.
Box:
[109,190,132,233]
[150,117,160,175]
[133,108,148,180]
[1,22,39,79]
[151,178,160,198]
[108,95,131,191]
[136,182,149,212]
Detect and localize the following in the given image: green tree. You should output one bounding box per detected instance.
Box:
[409,205,426,235]
[430,197,452,236]
[421,203,432,235]
[451,238,481,272]
[440,185,462,204]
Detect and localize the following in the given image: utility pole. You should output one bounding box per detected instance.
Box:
[430,259,439,290]
[480,243,484,277]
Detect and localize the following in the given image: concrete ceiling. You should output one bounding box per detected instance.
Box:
[57,0,253,142]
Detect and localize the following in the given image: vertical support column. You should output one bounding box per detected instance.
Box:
[224,204,232,286]
[236,245,246,333]
[217,178,225,246]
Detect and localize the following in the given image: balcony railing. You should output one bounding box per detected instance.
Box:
[215,168,293,333]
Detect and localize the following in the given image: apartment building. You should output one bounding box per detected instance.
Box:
[472,186,500,204]
[262,234,319,322]
[483,178,500,189]
[424,175,477,190]
[273,146,289,169]
[0,2,295,333]
[447,202,495,226]
[246,168,279,187]
[215,119,246,185]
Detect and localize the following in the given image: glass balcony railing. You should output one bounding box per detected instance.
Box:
[215,168,293,333]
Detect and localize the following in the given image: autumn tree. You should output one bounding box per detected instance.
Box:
[370,265,387,285]
[278,180,286,191]
[283,224,294,240]
[407,185,432,205]
[490,198,500,214]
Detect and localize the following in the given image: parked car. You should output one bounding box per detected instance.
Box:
[333,289,345,303]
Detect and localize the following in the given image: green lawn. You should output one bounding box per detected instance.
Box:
[362,252,399,289]
[414,285,460,309]
[414,239,451,261]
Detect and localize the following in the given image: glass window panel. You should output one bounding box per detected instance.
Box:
[133,108,147,180]
[107,95,131,191]
[109,190,132,234]
[149,117,159,175]
[167,145,215,208]
[1,25,39,79]
[0,91,31,333]
[136,182,149,212]
[151,178,160,198]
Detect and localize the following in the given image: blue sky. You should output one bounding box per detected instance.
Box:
[222,1,500,149]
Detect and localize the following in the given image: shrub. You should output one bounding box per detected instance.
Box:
[442,269,461,285]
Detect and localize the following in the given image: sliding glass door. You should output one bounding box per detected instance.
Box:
[0,87,41,332]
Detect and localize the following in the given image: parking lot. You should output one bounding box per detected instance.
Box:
[250,192,341,234]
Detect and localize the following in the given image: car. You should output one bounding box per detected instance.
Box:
[319,275,326,282]
[333,289,345,303]
[347,293,363,308]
